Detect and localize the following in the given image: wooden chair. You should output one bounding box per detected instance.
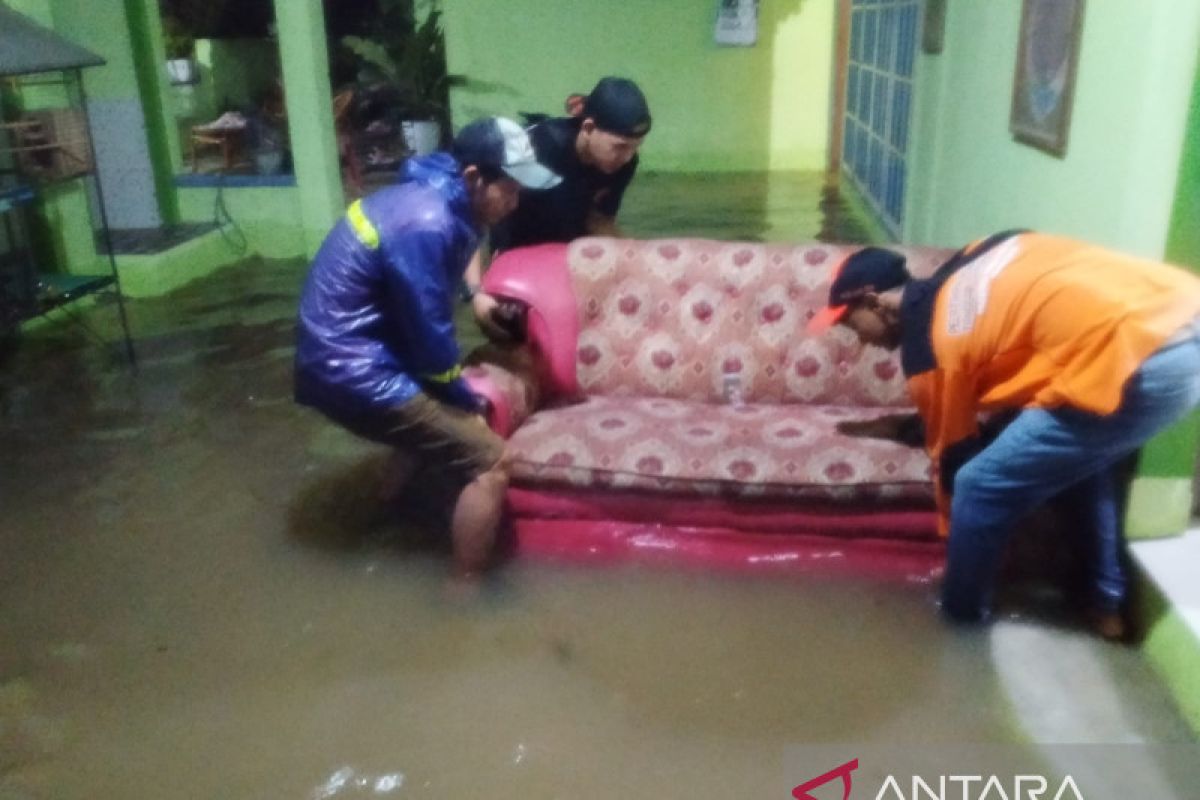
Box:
[333,89,363,194]
[189,126,244,173]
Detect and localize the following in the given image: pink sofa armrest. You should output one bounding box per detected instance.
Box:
[463,346,542,438]
[482,243,580,398]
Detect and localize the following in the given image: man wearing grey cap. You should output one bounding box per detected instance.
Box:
[466,77,652,339]
[295,117,559,577]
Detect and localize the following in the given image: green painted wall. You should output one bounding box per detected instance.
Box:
[45,0,140,101]
[904,0,1200,259]
[1133,47,1200,514]
[32,183,97,275]
[1165,44,1200,274]
[113,227,237,296]
[443,0,834,172]
[7,0,51,25]
[177,185,307,260]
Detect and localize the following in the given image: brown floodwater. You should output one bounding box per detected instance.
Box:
[0,172,1193,798]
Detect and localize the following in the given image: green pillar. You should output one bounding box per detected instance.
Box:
[124,0,181,223]
[274,0,343,257]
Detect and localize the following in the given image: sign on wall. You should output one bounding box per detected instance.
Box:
[715,0,758,47]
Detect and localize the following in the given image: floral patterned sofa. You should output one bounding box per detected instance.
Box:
[465,237,956,579]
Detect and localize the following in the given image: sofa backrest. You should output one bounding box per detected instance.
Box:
[564,237,954,407]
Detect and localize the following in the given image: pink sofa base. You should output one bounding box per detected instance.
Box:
[509,518,944,582]
[506,487,943,581]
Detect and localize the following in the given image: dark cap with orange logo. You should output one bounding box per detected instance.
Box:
[808,247,909,333]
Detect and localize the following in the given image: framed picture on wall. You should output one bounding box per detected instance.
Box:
[1009,0,1085,157]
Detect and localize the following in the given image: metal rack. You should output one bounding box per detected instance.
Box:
[0,6,135,364]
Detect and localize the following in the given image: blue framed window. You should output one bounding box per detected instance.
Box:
[842,0,919,237]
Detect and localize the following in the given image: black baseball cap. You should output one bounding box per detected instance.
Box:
[584,77,652,138]
[808,247,909,333]
[452,116,561,190]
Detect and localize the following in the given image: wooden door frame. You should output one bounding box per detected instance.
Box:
[827,0,852,179]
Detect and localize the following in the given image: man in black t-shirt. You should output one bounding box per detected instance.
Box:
[465,77,652,339]
[492,77,650,249]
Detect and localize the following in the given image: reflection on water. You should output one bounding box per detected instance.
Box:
[0,172,1193,798]
[622,170,873,244]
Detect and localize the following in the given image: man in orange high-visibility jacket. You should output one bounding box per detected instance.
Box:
[809,231,1200,636]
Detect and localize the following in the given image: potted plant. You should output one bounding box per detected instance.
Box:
[163,14,198,86]
[341,0,461,156]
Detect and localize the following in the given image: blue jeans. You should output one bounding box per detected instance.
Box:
[942,327,1200,622]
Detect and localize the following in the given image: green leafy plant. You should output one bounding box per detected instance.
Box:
[162,14,195,60]
[341,0,462,124]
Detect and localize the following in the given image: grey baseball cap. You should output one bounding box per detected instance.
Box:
[452,116,561,190]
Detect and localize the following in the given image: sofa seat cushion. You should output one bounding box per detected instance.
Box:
[507,396,934,504]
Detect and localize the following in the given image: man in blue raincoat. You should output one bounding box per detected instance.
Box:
[295,117,560,575]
